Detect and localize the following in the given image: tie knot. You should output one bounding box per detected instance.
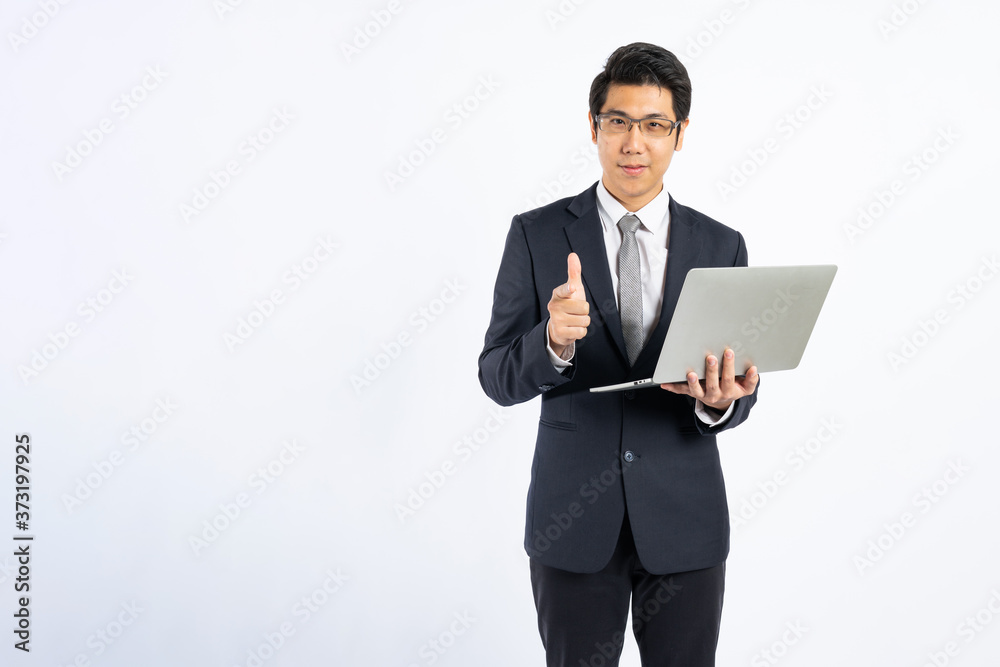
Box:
[618,214,641,235]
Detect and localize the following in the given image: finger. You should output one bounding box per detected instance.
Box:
[660,382,690,395]
[558,314,591,329]
[703,356,719,399]
[552,298,590,316]
[686,371,704,399]
[738,366,759,393]
[567,252,582,286]
[719,348,736,393]
[557,294,589,312]
[552,282,577,300]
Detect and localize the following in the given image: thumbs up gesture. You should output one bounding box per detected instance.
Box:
[547,253,590,356]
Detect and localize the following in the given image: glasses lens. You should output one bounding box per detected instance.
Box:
[641,119,673,137]
[599,115,629,133]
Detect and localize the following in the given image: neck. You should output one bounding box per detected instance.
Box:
[603,179,663,213]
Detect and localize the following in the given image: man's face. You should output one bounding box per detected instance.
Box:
[589,83,689,212]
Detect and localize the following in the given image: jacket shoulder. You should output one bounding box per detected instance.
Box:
[672,199,742,239]
[515,183,598,230]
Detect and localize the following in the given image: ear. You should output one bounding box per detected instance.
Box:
[588,111,597,144]
[674,118,690,151]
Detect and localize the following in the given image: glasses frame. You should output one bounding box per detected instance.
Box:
[595,113,683,137]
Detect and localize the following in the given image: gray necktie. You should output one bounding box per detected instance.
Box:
[617,214,643,366]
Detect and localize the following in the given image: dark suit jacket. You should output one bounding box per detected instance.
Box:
[478,182,758,574]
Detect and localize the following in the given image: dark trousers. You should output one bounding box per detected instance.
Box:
[529,509,725,667]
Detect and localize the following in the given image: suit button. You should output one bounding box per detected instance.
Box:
[624,390,635,400]
[623,450,635,463]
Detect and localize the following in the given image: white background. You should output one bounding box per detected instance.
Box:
[2,0,999,665]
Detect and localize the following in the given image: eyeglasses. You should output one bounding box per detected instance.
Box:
[596,113,682,137]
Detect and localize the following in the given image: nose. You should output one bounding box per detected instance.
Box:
[622,122,644,153]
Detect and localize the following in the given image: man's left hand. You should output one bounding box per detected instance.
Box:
[659,348,758,411]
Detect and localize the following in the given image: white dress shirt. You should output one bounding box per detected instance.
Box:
[545,179,734,426]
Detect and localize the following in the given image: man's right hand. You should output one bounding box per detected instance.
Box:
[547,252,590,358]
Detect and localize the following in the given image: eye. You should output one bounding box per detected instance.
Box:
[609,116,626,125]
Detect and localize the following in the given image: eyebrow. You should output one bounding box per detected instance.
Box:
[602,109,674,120]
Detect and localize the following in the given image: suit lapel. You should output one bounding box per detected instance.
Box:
[565,184,628,363]
[563,188,705,374]
[631,195,704,372]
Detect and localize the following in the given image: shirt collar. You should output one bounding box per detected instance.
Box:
[596,178,672,241]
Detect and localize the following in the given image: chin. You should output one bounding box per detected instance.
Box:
[622,182,651,197]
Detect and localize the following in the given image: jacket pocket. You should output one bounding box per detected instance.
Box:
[538,418,577,431]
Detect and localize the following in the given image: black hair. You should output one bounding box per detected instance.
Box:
[589,42,692,130]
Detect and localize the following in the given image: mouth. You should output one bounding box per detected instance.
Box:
[620,164,647,176]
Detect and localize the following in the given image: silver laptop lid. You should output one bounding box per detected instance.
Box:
[651,265,837,383]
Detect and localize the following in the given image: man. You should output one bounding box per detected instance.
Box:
[478,43,759,666]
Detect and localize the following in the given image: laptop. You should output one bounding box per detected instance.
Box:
[590,265,837,392]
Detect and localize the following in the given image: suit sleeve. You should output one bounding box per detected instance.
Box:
[478,216,575,407]
[691,229,760,435]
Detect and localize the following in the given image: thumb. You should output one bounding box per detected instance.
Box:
[567,252,583,291]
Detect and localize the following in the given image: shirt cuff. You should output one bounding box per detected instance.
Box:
[694,399,735,427]
[545,321,575,373]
